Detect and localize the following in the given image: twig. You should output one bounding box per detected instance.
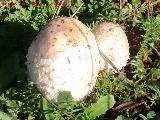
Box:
[99,50,119,72]
[52,0,66,19]
[152,46,160,58]
[71,3,84,17]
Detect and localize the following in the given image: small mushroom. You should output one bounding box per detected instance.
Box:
[94,22,130,72]
[27,17,104,101]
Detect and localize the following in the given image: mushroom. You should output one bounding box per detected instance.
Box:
[27,17,104,101]
[94,22,130,72]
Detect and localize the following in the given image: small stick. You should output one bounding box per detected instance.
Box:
[52,0,66,19]
[98,49,119,72]
[71,3,84,17]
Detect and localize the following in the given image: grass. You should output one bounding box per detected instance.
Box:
[0,0,160,119]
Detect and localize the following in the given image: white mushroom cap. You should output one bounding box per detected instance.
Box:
[27,17,104,101]
[94,22,130,72]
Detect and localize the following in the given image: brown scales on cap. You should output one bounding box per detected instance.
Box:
[27,17,103,101]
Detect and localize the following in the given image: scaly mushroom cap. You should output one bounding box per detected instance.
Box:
[94,22,130,72]
[27,17,104,101]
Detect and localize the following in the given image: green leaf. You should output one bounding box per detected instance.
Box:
[40,97,64,120]
[115,115,126,120]
[139,114,147,120]
[57,91,74,109]
[147,111,156,119]
[132,0,141,6]
[81,95,115,120]
[40,97,53,120]
[0,111,16,120]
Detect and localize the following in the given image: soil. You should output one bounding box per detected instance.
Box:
[124,27,144,79]
[125,27,144,58]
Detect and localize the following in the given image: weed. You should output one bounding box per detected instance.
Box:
[0,0,160,119]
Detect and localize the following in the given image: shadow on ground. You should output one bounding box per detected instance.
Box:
[0,21,38,92]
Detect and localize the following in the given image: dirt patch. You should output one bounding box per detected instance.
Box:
[124,27,144,79]
[154,4,160,14]
[125,27,144,57]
